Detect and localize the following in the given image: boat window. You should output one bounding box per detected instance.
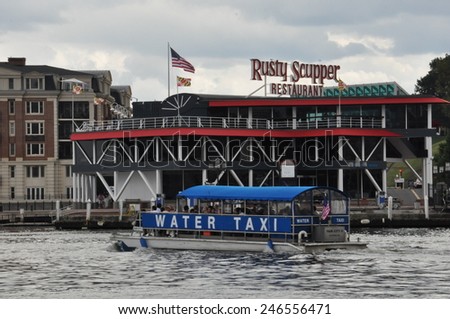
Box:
[330,190,348,214]
[198,201,221,214]
[245,201,268,215]
[223,200,233,214]
[276,201,291,215]
[312,188,328,213]
[177,198,188,212]
[294,192,312,215]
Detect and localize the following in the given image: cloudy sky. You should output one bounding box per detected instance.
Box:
[1,0,448,101]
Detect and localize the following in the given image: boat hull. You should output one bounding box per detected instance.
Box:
[112,234,367,254]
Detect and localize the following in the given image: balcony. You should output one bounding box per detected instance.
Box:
[75,115,383,133]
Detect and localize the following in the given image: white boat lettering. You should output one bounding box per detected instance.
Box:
[155,214,166,227]
[245,218,254,231]
[170,215,178,228]
[182,215,189,228]
[233,217,241,229]
[195,215,202,229]
[208,216,216,229]
[273,218,277,231]
[259,218,268,231]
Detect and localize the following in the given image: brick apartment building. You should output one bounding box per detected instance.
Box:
[0,57,132,208]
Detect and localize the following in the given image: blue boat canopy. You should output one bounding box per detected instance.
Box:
[177,185,334,201]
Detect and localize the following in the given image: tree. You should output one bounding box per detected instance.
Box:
[415,54,450,128]
[416,54,450,180]
[415,54,450,100]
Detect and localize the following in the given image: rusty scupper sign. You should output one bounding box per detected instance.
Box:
[250,58,341,97]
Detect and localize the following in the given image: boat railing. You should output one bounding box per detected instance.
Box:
[75,115,383,133]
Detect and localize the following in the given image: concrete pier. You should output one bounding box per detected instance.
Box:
[350,208,450,228]
[2,206,450,229]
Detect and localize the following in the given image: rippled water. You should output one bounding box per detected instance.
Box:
[1,227,450,299]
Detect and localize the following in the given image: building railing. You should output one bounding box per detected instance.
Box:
[76,115,383,133]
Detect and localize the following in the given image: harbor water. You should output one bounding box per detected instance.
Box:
[1,227,450,299]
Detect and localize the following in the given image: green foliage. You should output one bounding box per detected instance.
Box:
[413,54,450,174]
[415,54,450,100]
[415,54,450,129]
[434,131,450,166]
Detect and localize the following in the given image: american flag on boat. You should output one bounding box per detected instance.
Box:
[321,195,331,220]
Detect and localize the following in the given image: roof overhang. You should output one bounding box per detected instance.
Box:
[208,96,449,107]
[176,185,330,201]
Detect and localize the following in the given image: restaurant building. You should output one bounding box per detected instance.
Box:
[70,82,448,206]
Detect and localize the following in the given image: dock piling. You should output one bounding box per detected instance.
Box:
[86,199,91,221]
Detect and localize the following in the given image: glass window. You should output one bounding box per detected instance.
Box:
[9,121,15,136]
[252,107,271,119]
[10,187,15,200]
[361,105,381,118]
[296,106,317,128]
[26,78,43,90]
[26,101,44,114]
[58,101,89,119]
[26,122,45,135]
[26,187,45,200]
[10,166,15,178]
[58,142,72,159]
[58,121,73,139]
[66,187,73,199]
[9,144,16,157]
[294,192,312,215]
[26,166,45,178]
[386,104,406,128]
[272,106,291,121]
[26,143,45,156]
[330,190,348,214]
[65,165,72,177]
[8,99,15,114]
[407,104,427,128]
[8,78,14,90]
[74,102,89,119]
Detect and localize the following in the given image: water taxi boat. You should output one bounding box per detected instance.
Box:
[112,185,367,254]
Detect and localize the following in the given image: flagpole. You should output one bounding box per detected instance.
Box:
[167,42,171,97]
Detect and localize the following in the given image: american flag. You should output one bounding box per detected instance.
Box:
[171,48,195,73]
[321,195,331,220]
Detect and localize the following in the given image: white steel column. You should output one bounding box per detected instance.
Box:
[337,137,344,191]
[336,103,343,191]
[89,175,95,202]
[423,158,429,219]
[72,172,77,202]
[249,138,253,186]
[81,174,86,203]
[155,138,163,194]
[202,136,208,184]
[382,138,387,193]
[76,173,81,203]
[381,105,387,193]
[423,103,433,218]
[426,104,434,190]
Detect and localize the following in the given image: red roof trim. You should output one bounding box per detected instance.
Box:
[71,127,402,141]
[209,96,449,107]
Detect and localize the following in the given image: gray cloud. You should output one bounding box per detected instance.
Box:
[0,0,448,100]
